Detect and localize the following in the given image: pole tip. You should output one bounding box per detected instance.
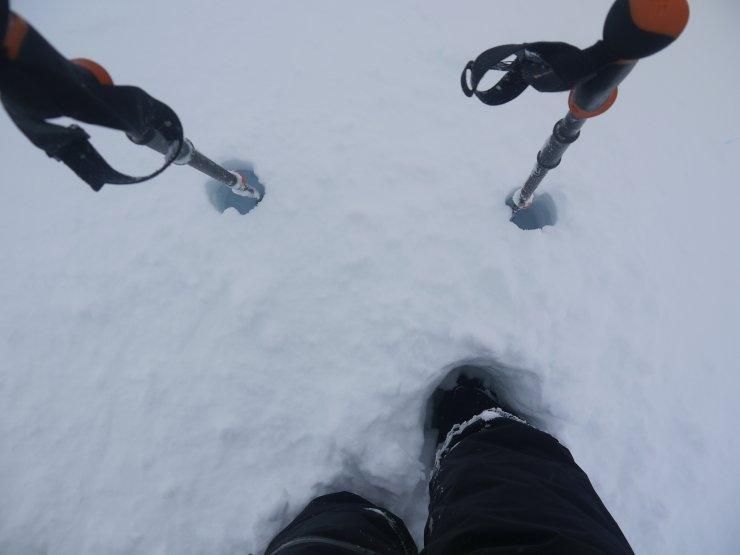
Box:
[506,189,557,230]
[229,170,263,200]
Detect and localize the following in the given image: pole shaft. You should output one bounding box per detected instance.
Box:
[129,130,238,187]
[517,112,585,207]
[184,146,238,187]
[514,60,637,210]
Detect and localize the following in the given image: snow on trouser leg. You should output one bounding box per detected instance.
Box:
[264,491,418,555]
[423,418,634,554]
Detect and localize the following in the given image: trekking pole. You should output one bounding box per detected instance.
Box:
[74,59,261,199]
[1,12,263,200]
[509,0,689,214]
[461,1,689,229]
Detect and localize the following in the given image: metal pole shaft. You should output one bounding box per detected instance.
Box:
[512,61,637,212]
[129,130,238,187]
[515,112,585,209]
[182,147,239,187]
[127,130,261,198]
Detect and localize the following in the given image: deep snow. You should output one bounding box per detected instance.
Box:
[1,1,739,553]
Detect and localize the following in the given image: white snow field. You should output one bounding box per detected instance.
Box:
[1,0,739,553]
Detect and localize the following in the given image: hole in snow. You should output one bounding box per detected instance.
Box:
[509,193,558,231]
[204,159,265,215]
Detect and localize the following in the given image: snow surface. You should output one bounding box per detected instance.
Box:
[2,0,739,553]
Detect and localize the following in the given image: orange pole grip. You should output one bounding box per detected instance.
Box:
[71,57,114,86]
[628,0,690,39]
[2,12,29,60]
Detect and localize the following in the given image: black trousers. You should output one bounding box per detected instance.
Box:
[265,419,633,554]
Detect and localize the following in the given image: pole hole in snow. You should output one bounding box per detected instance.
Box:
[205,159,265,215]
[510,193,557,231]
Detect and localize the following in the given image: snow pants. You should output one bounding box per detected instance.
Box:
[264,419,633,554]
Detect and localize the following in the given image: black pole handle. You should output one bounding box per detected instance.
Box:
[569,0,689,118]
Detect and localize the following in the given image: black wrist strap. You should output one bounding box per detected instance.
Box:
[461,40,618,106]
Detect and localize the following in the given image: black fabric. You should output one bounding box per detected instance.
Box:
[460,43,528,105]
[264,491,417,555]
[265,420,633,554]
[0,12,182,190]
[423,419,633,554]
[461,41,618,106]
